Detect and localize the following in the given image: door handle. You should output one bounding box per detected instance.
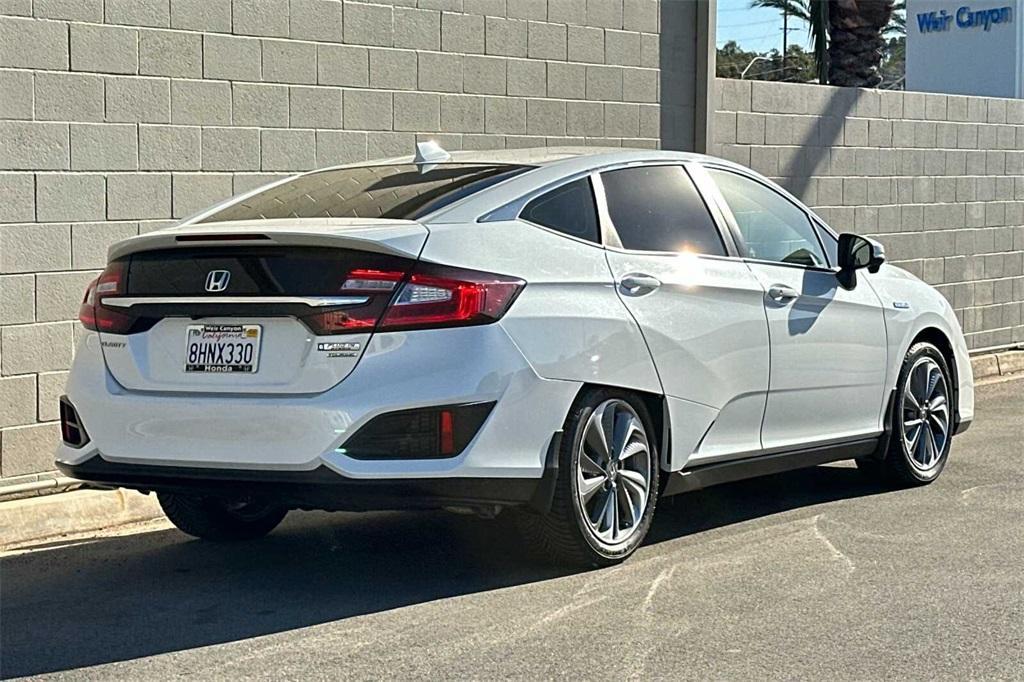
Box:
[767,284,800,302]
[619,274,661,294]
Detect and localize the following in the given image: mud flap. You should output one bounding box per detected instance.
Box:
[527,430,563,513]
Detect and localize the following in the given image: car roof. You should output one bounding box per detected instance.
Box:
[349,146,720,169]
[177,147,758,228]
[398,147,752,224]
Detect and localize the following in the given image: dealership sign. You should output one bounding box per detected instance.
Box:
[916,5,1013,31]
[906,0,1022,98]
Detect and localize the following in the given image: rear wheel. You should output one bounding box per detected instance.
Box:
[518,389,660,567]
[859,342,953,486]
[158,492,287,541]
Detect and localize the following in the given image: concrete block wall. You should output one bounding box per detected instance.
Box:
[713,78,1024,353]
[0,1,698,481]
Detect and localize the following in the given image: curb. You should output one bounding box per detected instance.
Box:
[0,488,162,549]
[971,350,1024,380]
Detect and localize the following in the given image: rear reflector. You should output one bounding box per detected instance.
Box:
[341,402,495,460]
[439,409,455,456]
[59,396,90,448]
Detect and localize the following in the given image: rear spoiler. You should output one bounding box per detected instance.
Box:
[107,219,429,262]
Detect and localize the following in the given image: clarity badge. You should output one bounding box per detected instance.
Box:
[317,341,361,357]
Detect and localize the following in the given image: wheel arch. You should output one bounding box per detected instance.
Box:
[570,383,671,471]
[909,326,961,427]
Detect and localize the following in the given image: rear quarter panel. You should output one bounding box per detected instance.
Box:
[418,220,662,394]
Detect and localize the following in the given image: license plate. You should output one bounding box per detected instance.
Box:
[184,324,262,373]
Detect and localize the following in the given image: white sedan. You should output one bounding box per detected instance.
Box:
[57,145,974,566]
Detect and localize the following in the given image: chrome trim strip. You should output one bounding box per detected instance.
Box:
[103,296,370,308]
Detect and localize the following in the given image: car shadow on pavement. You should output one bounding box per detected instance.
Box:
[0,463,889,677]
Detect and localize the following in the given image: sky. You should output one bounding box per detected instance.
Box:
[716,0,811,53]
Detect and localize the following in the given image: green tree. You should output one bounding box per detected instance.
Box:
[716,41,818,83]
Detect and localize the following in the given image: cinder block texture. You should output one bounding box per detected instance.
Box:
[0,274,35,325]
[0,16,69,70]
[0,375,36,428]
[107,174,172,219]
[35,73,105,122]
[140,29,203,78]
[70,123,138,171]
[70,23,139,75]
[37,371,69,422]
[0,1,689,479]
[0,174,35,223]
[713,78,1024,351]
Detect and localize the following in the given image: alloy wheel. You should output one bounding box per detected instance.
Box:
[575,399,653,547]
[901,356,950,471]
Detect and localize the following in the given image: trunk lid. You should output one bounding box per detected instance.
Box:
[98,219,427,395]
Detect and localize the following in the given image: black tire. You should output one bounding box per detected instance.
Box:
[158,492,288,541]
[517,388,660,568]
[860,341,954,486]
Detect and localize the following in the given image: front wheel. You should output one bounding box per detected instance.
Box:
[861,342,954,486]
[518,389,660,567]
[158,492,288,541]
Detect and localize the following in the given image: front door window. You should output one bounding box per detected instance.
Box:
[708,169,827,268]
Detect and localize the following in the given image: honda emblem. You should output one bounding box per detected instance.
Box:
[205,270,231,293]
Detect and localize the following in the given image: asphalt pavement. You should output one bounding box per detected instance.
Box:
[2,378,1022,680]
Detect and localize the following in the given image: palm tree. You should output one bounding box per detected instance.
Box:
[828,0,895,87]
[749,0,901,87]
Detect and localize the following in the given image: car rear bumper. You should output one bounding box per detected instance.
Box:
[57,456,546,511]
[59,327,580,480]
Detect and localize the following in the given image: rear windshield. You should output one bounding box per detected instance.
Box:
[198,163,530,223]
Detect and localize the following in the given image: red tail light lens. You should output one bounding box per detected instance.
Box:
[79,262,134,333]
[378,264,524,332]
[304,264,524,335]
[302,269,406,334]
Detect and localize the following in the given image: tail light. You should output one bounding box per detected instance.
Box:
[79,261,134,334]
[379,264,524,331]
[303,263,524,335]
[301,269,405,334]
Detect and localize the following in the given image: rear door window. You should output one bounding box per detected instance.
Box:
[520,177,600,243]
[600,165,726,255]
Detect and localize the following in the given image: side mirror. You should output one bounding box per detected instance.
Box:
[836,233,885,288]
